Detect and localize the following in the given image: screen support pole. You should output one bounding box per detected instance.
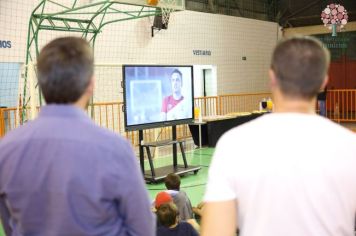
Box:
[172,125,177,168]
[139,129,144,174]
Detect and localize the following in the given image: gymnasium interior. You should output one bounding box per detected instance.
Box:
[1,0,356,235]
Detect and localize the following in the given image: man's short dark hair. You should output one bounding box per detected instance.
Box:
[37,37,94,104]
[164,173,180,191]
[271,36,330,100]
[156,203,178,227]
[171,69,182,81]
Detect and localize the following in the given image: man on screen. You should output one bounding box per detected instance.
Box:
[161,69,189,121]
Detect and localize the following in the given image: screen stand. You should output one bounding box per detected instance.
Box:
[139,126,201,183]
[139,129,145,173]
[172,125,177,167]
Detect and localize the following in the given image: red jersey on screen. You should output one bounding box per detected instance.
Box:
[161,95,184,113]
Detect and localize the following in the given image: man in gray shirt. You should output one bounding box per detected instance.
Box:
[0,37,155,236]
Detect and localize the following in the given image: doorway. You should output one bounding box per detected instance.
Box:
[193,65,217,97]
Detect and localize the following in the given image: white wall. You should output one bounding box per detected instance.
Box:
[0,0,278,104]
[93,10,278,96]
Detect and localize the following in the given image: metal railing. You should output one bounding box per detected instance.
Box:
[3,91,356,141]
[219,93,272,115]
[195,96,219,116]
[326,89,356,122]
[0,107,24,136]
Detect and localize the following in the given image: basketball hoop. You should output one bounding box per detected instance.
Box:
[159,0,176,26]
[321,3,348,37]
[151,0,179,37]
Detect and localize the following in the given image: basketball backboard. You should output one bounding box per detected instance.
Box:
[112,0,185,11]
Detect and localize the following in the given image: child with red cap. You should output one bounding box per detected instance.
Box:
[155,191,173,209]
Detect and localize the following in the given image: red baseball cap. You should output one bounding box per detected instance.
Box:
[155,192,173,209]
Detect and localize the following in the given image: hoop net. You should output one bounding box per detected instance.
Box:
[160,0,177,25]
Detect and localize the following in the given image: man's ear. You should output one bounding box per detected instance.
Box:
[269,69,278,90]
[87,77,95,96]
[320,76,328,90]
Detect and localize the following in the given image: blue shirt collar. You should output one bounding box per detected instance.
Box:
[39,104,90,121]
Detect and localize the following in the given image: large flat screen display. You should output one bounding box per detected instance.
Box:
[123,65,194,131]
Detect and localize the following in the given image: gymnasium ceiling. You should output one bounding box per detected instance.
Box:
[185,0,356,28]
[276,0,356,28]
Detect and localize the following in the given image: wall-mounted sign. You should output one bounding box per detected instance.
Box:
[193,50,211,56]
[0,40,11,49]
[322,36,349,49]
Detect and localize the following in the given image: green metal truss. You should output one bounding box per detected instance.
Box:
[23,0,171,122]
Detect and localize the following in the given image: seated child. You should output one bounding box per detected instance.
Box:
[154,191,174,211]
[164,173,194,221]
[156,203,199,236]
[154,191,200,232]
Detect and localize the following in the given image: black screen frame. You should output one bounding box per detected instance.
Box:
[123,65,194,131]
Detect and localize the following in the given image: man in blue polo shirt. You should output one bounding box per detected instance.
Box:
[0,37,155,236]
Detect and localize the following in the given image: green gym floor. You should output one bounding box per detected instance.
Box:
[0,147,214,235]
[146,147,214,206]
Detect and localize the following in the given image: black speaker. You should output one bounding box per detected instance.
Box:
[153,15,169,30]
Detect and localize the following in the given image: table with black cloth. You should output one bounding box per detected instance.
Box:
[189,113,264,147]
